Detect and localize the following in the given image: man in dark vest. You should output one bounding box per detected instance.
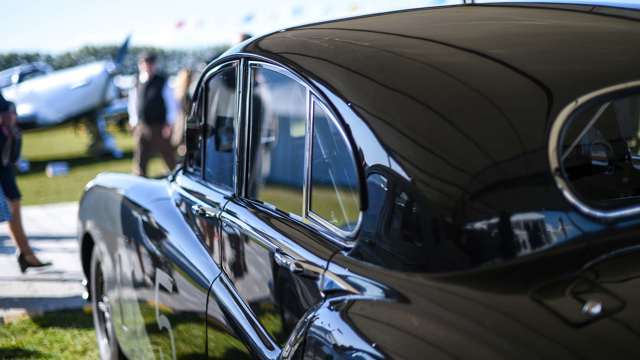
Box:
[128,52,177,177]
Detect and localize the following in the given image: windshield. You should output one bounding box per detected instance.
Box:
[0,71,15,88]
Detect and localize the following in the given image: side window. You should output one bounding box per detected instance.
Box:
[19,69,45,83]
[246,65,307,215]
[204,64,238,191]
[556,89,640,212]
[309,101,360,232]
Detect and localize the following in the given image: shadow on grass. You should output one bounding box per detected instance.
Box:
[31,309,93,330]
[24,151,135,175]
[0,346,45,359]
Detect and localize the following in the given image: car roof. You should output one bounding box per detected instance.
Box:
[237,3,640,215]
[480,1,640,10]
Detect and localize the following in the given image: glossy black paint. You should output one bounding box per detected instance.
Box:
[78,3,640,359]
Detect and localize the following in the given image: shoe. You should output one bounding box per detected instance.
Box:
[17,253,52,273]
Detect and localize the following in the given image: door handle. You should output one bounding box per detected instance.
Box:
[191,204,218,218]
[274,251,304,274]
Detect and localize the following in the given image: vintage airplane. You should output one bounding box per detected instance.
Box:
[0,37,131,157]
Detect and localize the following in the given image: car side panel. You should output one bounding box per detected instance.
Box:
[211,198,340,357]
[79,173,221,359]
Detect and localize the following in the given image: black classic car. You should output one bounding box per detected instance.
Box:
[78,2,640,359]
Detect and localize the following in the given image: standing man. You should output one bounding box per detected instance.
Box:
[128,52,177,177]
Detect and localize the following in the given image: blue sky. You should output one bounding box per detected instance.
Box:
[0,0,457,53]
[3,0,637,53]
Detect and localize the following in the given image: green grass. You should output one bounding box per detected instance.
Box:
[0,298,283,359]
[18,123,167,205]
[0,309,97,359]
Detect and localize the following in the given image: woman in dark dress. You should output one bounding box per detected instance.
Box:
[0,95,51,272]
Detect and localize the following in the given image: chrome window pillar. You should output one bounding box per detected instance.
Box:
[302,88,313,218]
[235,58,246,197]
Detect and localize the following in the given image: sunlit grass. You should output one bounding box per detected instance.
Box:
[18,123,167,205]
[0,309,97,359]
[0,297,284,359]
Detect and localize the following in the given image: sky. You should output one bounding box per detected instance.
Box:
[3,0,637,53]
[0,0,459,53]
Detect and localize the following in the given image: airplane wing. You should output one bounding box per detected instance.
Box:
[1,36,131,128]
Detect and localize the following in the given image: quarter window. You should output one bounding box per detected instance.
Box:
[246,65,307,215]
[557,89,640,212]
[309,101,360,232]
[204,64,238,191]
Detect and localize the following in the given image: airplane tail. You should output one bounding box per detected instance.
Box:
[113,35,131,67]
[98,35,131,108]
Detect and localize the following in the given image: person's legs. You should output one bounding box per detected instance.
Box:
[149,124,176,173]
[8,199,31,254]
[0,166,48,267]
[132,124,152,177]
[158,132,177,172]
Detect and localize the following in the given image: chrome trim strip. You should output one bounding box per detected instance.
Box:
[303,90,313,219]
[233,59,244,196]
[247,61,313,91]
[548,79,640,219]
[243,61,254,198]
[238,58,249,199]
[219,210,278,250]
[308,211,362,241]
[211,276,280,358]
[174,169,234,200]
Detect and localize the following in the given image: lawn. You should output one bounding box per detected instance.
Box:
[0,300,282,359]
[18,123,167,205]
[0,309,97,359]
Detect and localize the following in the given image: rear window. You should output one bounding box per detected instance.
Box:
[309,100,360,233]
[553,85,640,215]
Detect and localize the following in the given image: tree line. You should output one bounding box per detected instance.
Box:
[0,44,230,75]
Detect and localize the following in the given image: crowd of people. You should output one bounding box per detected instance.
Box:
[0,51,195,273]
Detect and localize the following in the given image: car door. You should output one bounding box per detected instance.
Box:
[175,60,261,359]
[205,61,358,358]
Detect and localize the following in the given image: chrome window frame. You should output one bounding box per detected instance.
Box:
[242,60,362,244]
[243,61,310,216]
[200,60,241,196]
[307,97,363,238]
[548,79,640,219]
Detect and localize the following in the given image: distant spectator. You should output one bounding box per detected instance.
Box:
[0,93,51,272]
[171,68,193,157]
[128,52,177,177]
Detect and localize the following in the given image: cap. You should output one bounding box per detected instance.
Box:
[139,51,157,64]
